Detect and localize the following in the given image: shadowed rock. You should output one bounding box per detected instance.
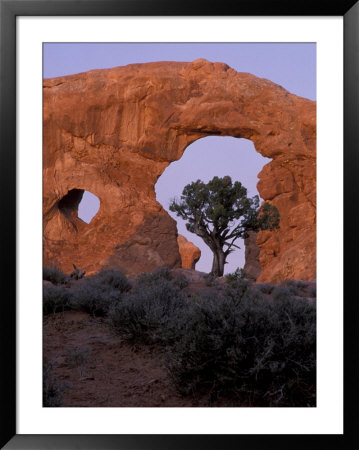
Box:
[244,231,261,282]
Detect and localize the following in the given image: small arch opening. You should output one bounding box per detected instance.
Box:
[78,191,100,224]
[58,189,84,218]
[155,136,271,275]
[58,189,100,225]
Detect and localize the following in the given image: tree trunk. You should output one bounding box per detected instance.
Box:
[211,249,226,277]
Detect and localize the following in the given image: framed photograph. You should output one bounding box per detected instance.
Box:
[1,0,357,448]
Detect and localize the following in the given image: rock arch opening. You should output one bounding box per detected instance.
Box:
[155,136,271,275]
[58,189,100,225]
[43,60,316,282]
[78,191,100,224]
[58,189,84,220]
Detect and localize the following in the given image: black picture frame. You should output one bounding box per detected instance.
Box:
[1,0,357,448]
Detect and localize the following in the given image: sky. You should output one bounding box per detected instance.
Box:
[44,43,316,274]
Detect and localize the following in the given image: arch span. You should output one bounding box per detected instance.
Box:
[43,59,316,282]
[155,136,270,275]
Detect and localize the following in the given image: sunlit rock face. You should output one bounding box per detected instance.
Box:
[177,235,201,270]
[43,59,316,282]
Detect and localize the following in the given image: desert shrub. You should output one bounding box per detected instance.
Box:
[203,273,219,287]
[69,269,131,316]
[136,266,188,290]
[65,346,91,378]
[109,277,187,345]
[43,264,68,285]
[271,285,295,301]
[65,346,91,368]
[257,282,275,295]
[165,292,316,406]
[70,283,122,316]
[225,267,246,284]
[224,277,251,301]
[89,269,132,292]
[242,286,266,303]
[309,284,316,298]
[280,279,308,296]
[43,284,72,315]
[170,273,189,290]
[43,362,67,407]
[136,266,172,285]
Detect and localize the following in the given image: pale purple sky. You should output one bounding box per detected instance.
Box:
[43,43,316,274]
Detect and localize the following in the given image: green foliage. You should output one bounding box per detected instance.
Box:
[43,284,72,315]
[170,176,262,238]
[43,264,68,285]
[225,267,246,284]
[169,176,280,276]
[256,201,280,231]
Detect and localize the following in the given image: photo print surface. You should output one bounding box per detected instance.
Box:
[43,43,316,408]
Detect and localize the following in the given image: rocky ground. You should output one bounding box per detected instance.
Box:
[43,270,225,407]
[43,313,238,408]
[44,311,192,407]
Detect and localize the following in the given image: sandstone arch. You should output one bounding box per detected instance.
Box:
[43,59,316,282]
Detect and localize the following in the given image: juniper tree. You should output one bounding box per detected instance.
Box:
[169,176,280,277]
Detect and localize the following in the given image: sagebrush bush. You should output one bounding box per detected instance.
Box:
[65,346,91,369]
[271,285,295,301]
[70,283,122,316]
[109,269,187,344]
[136,266,188,289]
[309,284,316,298]
[280,279,308,296]
[224,277,251,301]
[89,269,132,292]
[135,266,189,291]
[225,267,246,284]
[203,273,219,287]
[43,362,67,407]
[43,262,316,407]
[257,282,275,295]
[69,269,131,316]
[165,291,316,406]
[136,266,172,284]
[43,264,68,285]
[43,284,72,315]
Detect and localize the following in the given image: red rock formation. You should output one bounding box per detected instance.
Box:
[177,235,201,269]
[43,59,316,282]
